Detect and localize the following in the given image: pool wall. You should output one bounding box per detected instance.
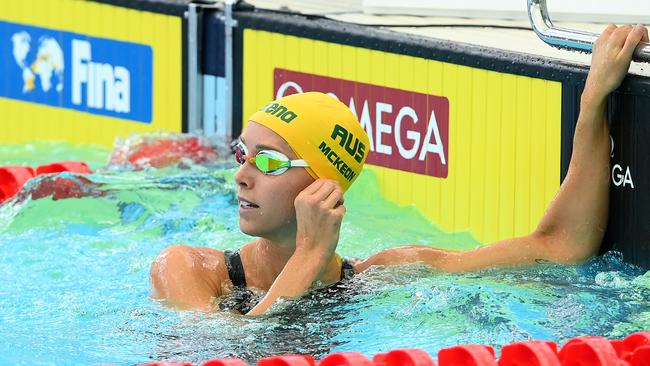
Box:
[0,0,187,147]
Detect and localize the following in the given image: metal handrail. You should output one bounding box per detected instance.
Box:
[527,0,650,62]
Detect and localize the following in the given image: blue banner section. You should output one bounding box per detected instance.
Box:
[0,20,152,123]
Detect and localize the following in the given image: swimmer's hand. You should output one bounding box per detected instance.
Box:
[246,179,345,316]
[294,179,345,259]
[583,24,648,104]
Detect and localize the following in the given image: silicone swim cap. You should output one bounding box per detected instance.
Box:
[249,92,369,192]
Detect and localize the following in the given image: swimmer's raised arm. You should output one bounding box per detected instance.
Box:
[356,24,649,273]
[247,180,345,316]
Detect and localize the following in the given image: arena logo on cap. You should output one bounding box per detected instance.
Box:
[261,102,298,123]
[274,69,449,178]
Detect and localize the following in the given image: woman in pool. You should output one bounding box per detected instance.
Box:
[150,24,648,315]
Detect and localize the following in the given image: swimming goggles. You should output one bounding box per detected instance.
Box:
[233,140,308,175]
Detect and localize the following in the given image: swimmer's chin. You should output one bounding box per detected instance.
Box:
[238,221,262,237]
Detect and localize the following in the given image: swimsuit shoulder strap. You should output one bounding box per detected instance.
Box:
[224,250,247,287]
[341,258,355,281]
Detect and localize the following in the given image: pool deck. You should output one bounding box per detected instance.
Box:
[245,0,650,77]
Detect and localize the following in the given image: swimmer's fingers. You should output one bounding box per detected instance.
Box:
[641,26,649,42]
[332,203,346,218]
[600,24,617,39]
[587,24,645,101]
[621,24,648,60]
[323,186,344,210]
[301,179,327,196]
[593,24,615,56]
[300,179,336,198]
[611,25,634,44]
[310,180,339,203]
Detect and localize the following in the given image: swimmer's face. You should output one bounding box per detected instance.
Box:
[234,121,314,240]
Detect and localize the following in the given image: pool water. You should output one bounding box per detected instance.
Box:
[0,140,649,366]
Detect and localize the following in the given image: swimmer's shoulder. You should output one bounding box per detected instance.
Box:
[191,246,232,293]
[196,241,256,292]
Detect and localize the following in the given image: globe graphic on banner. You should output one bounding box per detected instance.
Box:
[11,31,64,93]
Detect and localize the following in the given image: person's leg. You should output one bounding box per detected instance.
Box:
[149,245,228,310]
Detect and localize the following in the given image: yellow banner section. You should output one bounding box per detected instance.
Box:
[242,29,562,245]
[0,0,182,147]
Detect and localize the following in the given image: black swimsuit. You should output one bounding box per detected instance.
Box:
[218,250,355,314]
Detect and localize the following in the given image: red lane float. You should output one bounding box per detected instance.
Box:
[0,166,35,203]
[381,349,436,366]
[630,345,650,366]
[1,135,221,203]
[610,332,650,365]
[136,331,650,366]
[123,136,218,169]
[437,345,496,366]
[498,341,560,366]
[29,175,103,201]
[36,161,91,175]
[203,358,251,366]
[558,336,621,366]
[372,353,388,366]
[1,134,222,204]
[257,355,315,366]
[0,161,92,203]
[319,352,374,366]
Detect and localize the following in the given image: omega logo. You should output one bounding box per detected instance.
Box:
[610,135,634,189]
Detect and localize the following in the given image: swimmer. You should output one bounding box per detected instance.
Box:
[150,24,648,315]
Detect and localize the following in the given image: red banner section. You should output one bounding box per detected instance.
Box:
[274,68,450,178]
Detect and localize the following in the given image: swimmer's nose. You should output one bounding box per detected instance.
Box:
[234,162,254,189]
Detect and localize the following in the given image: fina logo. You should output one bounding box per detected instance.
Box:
[10,31,131,113]
[71,39,130,113]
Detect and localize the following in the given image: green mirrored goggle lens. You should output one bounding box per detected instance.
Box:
[251,153,290,174]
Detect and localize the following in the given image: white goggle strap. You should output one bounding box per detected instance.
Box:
[288,160,308,168]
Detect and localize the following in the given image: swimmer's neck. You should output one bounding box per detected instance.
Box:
[256,237,296,264]
[239,236,298,289]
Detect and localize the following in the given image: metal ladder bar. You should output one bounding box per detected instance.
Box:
[527,0,650,62]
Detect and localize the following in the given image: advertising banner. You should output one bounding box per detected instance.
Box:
[0,20,152,123]
[0,0,182,146]
[273,68,449,179]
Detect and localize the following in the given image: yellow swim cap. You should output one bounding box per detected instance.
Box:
[249,92,369,192]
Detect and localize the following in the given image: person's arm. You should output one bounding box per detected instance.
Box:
[247,180,344,316]
[149,245,229,310]
[356,24,649,274]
